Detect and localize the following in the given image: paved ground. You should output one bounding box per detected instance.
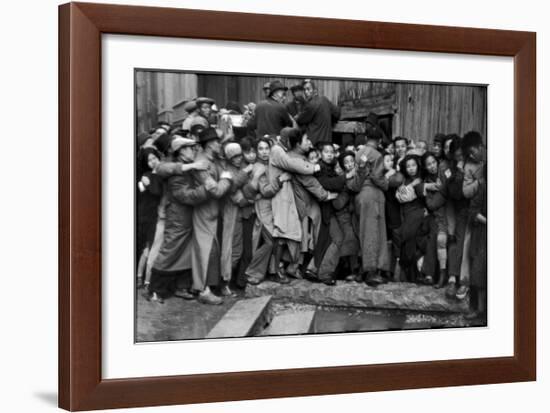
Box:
[136,289,246,342]
[136,282,485,342]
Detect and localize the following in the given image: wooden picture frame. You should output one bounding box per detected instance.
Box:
[58,2,536,410]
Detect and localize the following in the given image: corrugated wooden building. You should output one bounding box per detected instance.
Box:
[136,70,486,143]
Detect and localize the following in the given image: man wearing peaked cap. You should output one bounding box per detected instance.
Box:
[248,79,293,138]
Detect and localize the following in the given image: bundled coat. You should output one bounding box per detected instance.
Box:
[349,145,390,272]
[191,151,233,290]
[152,171,209,275]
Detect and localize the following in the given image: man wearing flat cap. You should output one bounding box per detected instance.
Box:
[147,136,209,303]
[296,79,341,146]
[248,80,293,138]
[286,83,305,118]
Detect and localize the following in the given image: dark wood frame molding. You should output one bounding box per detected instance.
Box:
[59,2,536,410]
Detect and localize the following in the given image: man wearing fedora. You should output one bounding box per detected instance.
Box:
[248,80,293,138]
[146,136,209,303]
[191,127,235,304]
[296,79,341,146]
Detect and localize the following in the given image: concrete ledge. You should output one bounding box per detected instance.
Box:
[206,296,273,338]
[245,280,469,313]
[259,310,316,336]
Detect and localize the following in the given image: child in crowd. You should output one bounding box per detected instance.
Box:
[336,151,361,281]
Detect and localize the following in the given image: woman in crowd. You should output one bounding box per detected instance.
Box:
[306,142,346,285]
[382,147,404,281]
[417,152,448,287]
[395,154,425,283]
[443,136,469,298]
[136,147,163,288]
[219,141,251,296]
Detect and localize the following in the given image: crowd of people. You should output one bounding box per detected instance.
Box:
[136,79,487,320]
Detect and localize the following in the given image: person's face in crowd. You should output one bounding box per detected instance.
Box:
[452,148,464,164]
[395,139,407,159]
[263,88,270,98]
[257,141,271,162]
[385,142,395,155]
[230,154,243,168]
[303,82,315,100]
[293,90,305,102]
[468,145,484,162]
[343,155,355,173]
[147,152,160,170]
[383,153,394,171]
[207,139,221,155]
[425,155,439,175]
[243,149,257,164]
[178,146,196,163]
[417,141,428,154]
[321,144,335,164]
[308,150,319,164]
[432,141,442,157]
[199,103,212,118]
[444,138,453,159]
[271,89,286,103]
[299,134,313,154]
[405,158,419,177]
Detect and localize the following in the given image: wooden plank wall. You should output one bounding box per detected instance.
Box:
[394,83,487,143]
[136,71,487,143]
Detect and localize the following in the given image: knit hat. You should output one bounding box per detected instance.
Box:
[224,142,242,160]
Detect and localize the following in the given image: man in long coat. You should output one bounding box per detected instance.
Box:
[296,79,341,145]
[191,127,234,304]
[147,137,209,303]
[248,80,293,138]
[349,134,390,286]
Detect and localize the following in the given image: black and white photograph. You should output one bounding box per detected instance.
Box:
[134,70,488,342]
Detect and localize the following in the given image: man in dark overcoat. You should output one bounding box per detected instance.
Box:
[248,80,293,138]
[296,79,341,145]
